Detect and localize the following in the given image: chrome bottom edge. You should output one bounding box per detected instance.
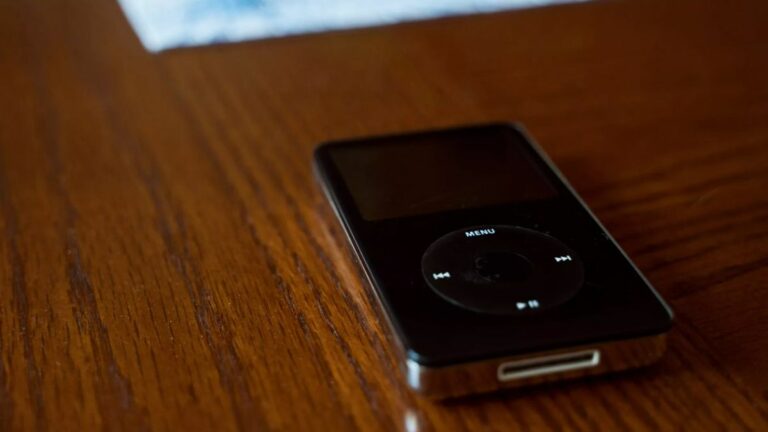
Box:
[405,333,668,399]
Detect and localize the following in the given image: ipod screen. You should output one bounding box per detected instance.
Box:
[329,126,558,221]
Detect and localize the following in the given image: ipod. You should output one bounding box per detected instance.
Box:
[313,123,673,398]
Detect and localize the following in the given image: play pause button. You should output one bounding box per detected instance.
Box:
[516,300,541,310]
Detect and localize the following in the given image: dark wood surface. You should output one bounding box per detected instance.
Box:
[2,0,768,430]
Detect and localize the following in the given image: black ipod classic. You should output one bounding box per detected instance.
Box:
[313,123,673,398]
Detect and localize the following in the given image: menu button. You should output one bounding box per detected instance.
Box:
[465,228,496,238]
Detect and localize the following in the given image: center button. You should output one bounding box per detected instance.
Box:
[474,252,533,283]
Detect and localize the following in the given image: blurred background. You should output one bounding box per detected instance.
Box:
[117,0,581,51]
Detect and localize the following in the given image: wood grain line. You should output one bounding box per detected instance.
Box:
[667,254,768,301]
[54,9,270,428]
[674,321,768,424]
[582,138,767,196]
[187,58,410,386]
[197,58,432,419]
[643,226,768,275]
[84,80,265,432]
[159,60,396,430]
[0,332,14,431]
[670,343,754,430]
[19,8,148,430]
[163,205,267,432]
[619,201,768,245]
[594,164,766,216]
[0,161,46,431]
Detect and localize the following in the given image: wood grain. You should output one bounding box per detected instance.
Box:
[1,0,767,430]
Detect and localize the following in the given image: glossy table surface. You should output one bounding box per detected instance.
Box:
[1,0,767,430]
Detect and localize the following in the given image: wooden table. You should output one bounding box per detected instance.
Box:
[2,0,767,430]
